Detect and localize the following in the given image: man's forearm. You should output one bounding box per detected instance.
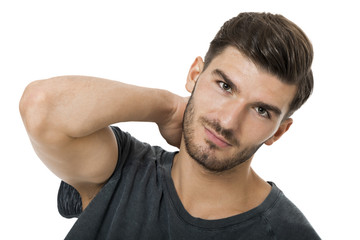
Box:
[20,75,178,138]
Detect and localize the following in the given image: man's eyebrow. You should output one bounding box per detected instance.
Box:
[253,101,282,116]
[212,69,239,93]
[212,69,282,117]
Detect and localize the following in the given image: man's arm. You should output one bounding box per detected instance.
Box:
[19,75,185,208]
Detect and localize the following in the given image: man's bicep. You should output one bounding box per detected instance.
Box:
[32,126,118,199]
[63,126,118,185]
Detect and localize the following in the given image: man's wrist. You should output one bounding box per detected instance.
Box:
[153,89,179,127]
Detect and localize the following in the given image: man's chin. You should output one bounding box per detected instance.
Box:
[185,140,262,174]
[187,147,243,173]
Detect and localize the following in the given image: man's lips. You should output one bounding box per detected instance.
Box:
[204,127,232,148]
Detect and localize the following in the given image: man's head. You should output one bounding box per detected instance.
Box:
[181,12,313,173]
[204,12,313,118]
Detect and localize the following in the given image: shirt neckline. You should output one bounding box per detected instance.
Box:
[160,151,282,230]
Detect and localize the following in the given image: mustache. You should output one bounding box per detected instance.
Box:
[200,117,240,147]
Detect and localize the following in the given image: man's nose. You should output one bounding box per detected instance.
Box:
[217,99,247,131]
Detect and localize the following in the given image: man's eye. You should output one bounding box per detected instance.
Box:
[219,82,232,93]
[255,106,271,119]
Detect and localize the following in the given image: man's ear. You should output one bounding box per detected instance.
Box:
[185,56,204,93]
[265,118,293,146]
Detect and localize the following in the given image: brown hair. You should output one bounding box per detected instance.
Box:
[204,12,314,118]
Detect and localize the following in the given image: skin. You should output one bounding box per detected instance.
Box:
[172,46,297,219]
[20,77,185,208]
[19,46,296,219]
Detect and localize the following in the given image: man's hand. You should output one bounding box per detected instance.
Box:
[157,96,189,148]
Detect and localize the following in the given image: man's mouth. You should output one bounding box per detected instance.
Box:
[204,127,232,148]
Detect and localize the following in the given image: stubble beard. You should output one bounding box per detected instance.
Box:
[183,94,263,174]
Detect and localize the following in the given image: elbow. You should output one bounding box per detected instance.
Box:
[19,80,50,138]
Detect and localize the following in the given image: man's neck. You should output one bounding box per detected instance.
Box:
[171,148,271,220]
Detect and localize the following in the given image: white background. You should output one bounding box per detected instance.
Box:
[1,0,359,239]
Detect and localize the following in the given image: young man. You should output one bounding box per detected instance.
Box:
[20,12,320,239]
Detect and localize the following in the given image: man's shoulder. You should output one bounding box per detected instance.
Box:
[264,183,320,239]
[111,125,163,157]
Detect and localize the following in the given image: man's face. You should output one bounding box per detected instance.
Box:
[182,46,297,173]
